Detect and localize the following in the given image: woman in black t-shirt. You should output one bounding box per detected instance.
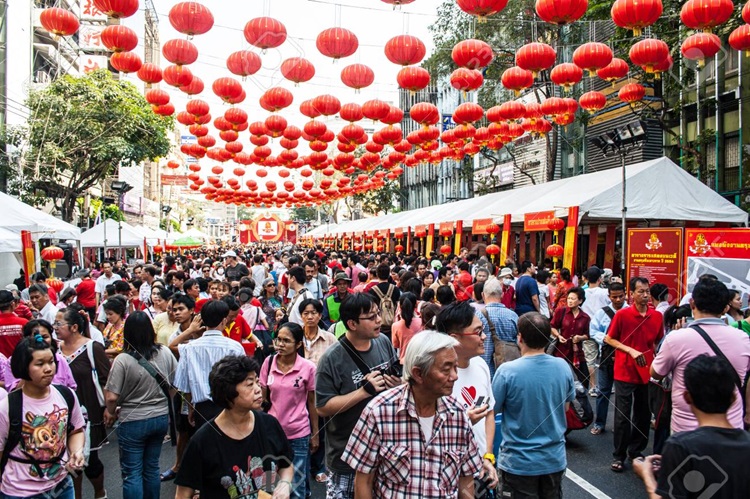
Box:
[174,355,294,499]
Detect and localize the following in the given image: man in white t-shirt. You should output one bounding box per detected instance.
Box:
[581,266,610,393]
[435,301,499,491]
[250,255,268,297]
[95,261,121,306]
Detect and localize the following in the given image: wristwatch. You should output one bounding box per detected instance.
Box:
[483,453,496,465]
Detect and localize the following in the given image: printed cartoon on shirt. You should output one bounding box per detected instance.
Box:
[220,456,277,498]
[352,360,389,388]
[20,405,69,478]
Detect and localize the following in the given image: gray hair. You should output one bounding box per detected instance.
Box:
[403,331,459,385]
[482,277,503,298]
[475,267,490,277]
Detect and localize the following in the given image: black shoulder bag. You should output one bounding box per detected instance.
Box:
[690,325,750,409]
[128,351,177,445]
[339,336,377,396]
[600,307,617,368]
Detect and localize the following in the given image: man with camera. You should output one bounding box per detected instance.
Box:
[315,293,401,499]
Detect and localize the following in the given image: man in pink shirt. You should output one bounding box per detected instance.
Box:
[652,277,750,433]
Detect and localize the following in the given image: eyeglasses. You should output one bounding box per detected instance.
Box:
[53,321,69,328]
[457,327,485,338]
[358,310,381,322]
[273,337,296,345]
[266,284,276,288]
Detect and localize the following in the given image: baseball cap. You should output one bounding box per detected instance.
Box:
[221,250,237,258]
[586,266,602,282]
[332,272,352,284]
[499,267,513,278]
[0,290,15,306]
[4,284,18,292]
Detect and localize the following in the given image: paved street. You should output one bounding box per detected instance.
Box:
[95,396,649,498]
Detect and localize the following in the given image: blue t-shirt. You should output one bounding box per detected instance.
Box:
[493,354,575,475]
[514,275,539,315]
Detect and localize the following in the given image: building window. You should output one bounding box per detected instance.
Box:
[721,134,740,192]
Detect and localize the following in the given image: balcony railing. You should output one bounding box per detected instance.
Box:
[719,168,740,192]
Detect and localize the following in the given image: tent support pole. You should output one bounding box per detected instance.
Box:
[621,153,627,274]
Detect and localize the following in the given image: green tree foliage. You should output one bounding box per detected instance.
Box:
[1,69,172,222]
[350,176,404,216]
[289,206,317,223]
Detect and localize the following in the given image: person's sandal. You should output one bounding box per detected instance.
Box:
[315,472,328,483]
[610,460,625,472]
[160,469,177,481]
[590,426,604,435]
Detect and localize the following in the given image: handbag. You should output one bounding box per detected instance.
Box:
[253,308,274,365]
[127,350,177,445]
[261,354,274,413]
[84,341,106,407]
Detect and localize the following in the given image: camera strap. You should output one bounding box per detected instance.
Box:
[339,336,372,377]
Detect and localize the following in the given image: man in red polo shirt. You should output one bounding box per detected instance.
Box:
[0,290,27,357]
[604,276,663,473]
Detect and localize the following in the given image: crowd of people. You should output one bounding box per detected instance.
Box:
[0,244,748,499]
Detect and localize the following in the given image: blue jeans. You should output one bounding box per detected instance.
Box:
[117,414,169,499]
[595,362,615,429]
[289,435,310,499]
[0,475,73,499]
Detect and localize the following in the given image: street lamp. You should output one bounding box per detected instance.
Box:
[161,205,173,234]
[110,181,133,262]
[591,120,647,274]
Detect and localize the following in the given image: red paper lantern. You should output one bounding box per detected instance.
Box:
[261,87,294,112]
[573,42,613,76]
[611,0,663,36]
[46,278,64,294]
[244,17,287,50]
[497,101,525,122]
[138,63,162,84]
[579,91,607,114]
[548,218,565,231]
[486,222,501,235]
[394,244,405,253]
[163,65,193,88]
[186,99,209,116]
[101,25,137,52]
[618,83,646,105]
[316,27,358,60]
[281,57,315,84]
[362,100,391,122]
[485,244,501,255]
[41,245,64,262]
[457,0,509,22]
[535,0,588,25]
[110,51,142,73]
[145,89,169,106]
[152,103,175,116]
[93,0,139,19]
[550,63,583,91]
[681,33,722,67]
[40,7,79,37]
[450,68,484,92]
[440,244,452,255]
[516,43,556,77]
[340,103,364,122]
[227,50,262,78]
[312,95,341,116]
[163,39,198,66]
[180,75,203,95]
[729,24,750,56]
[384,35,427,66]
[680,0,733,34]
[397,66,431,92]
[501,66,534,95]
[453,102,484,124]
[629,38,669,74]
[546,244,564,259]
[452,39,494,69]
[265,115,288,138]
[541,97,566,117]
[410,102,440,126]
[341,64,375,90]
[213,77,243,103]
[596,58,629,84]
[169,2,214,37]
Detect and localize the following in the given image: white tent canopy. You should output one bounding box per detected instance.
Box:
[182,227,211,240]
[80,219,147,248]
[0,227,22,253]
[0,191,81,241]
[318,157,747,235]
[304,223,340,237]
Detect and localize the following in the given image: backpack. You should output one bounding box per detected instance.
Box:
[0,385,76,478]
[599,307,617,368]
[372,284,396,328]
[479,308,507,370]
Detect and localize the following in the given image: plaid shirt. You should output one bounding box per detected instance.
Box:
[476,303,519,377]
[342,384,482,499]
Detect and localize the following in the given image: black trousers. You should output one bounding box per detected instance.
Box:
[612,381,650,461]
[499,470,564,499]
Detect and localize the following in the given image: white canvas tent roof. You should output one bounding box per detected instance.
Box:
[319,157,747,235]
[80,219,147,248]
[182,227,211,240]
[0,191,81,241]
[0,227,22,253]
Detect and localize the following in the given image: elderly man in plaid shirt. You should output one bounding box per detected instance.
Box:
[342,331,482,499]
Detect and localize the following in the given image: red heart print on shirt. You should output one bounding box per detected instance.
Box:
[461,386,476,406]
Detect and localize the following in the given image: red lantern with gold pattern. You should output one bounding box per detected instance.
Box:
[485,244,501,256]
[501,66,534,96]
[316,27,358,60]
[169,2,214,37]
[244,17,287,50]
[611,0,663,37]
[450,68,484,92]
[40,7,80,37]
[548,218,565,231]
[384,35,426,66]
[110,51,142,73]
[452,39,494,69]
[397,66,431,92]
[579,91,607,114]
[101,25,137,52]
[550,63,583,91]
[546,244,564,259]
[93,0,139,19]
[457,0,509,22]
[618,83,646,105]
[138,63,162,84]
[516,43,556,77]
[535,0,588,25]
[729,24,750,57]
[573,42,613,76]
[629,38,669,74]
[596,58,629,84]
[680,0,733,34]
[681,33,722,67]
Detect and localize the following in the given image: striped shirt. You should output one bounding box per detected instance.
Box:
[476,303,519,376]
[173,330,244,404]
[342,384,481,499]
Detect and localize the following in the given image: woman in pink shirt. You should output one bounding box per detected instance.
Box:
[260,322,317,499]
[391,293,422,362]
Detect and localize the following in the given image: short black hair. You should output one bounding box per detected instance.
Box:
[143,265,158,277]
[608,282,625,294]
[684,354,737,414]
[339,293,376,330]
[123,311,160,360]
[113,280,131,294]
[376,264,390,281]
[201,299,230,328]
[28,283,48,296]
[436,285,456,306]
[171,293,195,311]
[287,266,306,285]
[299,298,323,314]
[650,283,669,302]
[567,286,586,303]
[457,261,469,272]
[692,279,730,316]
[11,336,57,381]
[221,295,240,312]
[435,301,475,336]
[663,304,692,330]
[520,260,534,273]
[183,279,198,292]
[209,355,260,409]
[473,281,485,301]
[438,266,451,279]
[102,295,128,316]
[536,269,550,284]
[518,312,551,350]
[63,305,90,338]
[630,276,650,290]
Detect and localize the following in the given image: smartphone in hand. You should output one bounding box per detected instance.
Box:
[475,396,487,407]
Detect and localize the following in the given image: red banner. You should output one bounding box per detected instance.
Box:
[683,228,750,304]
[472,218,493,235]
[414,225,427,237]
[627,228,684,304]
[239,216,297,244]
[21,231,34,288]
[524,211,556,232]
[160,174,189,186]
